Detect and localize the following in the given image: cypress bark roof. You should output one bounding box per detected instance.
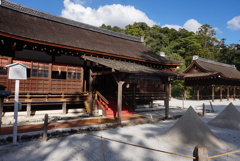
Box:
[82,55,179,77]
[183,56,240,79]
[0,0,181,66]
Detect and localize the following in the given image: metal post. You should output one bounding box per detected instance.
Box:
[13,79,20,144]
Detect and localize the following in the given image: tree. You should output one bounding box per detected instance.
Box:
[124,22,149,37]
[196,24,220,60]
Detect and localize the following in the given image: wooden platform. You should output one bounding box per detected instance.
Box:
[0,115,145,135]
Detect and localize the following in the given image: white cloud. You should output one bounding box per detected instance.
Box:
[162,19,202,33]
[227,16,240,30]
[183,19,202,32]
[61,0,156,28]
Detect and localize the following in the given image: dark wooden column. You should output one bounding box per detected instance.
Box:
[164,81,170,118]
[169,83,172,101]
[117,81,124,124]
[197,86,200,101]
[227,86,230,101]
[0,97,3,132]
[219,86,222,102]
[132,84,136,111]
[89,68,94,115]
[211,85,215,102]
[233,87,236,101]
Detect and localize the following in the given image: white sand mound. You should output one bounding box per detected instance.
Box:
[208,102,240,130]
[161,106,227,150]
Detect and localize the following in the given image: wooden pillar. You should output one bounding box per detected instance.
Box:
[117,81,124,125]
[132,84,136,111]
[238,88,240,100]
[164,82,170,119]
[219,86,222,102]
[169,83,172,101]
[89,68,94,115]
[233,87,236,101]
[27,103,31,116]
[62,102,67,114]
[211,85,215,102]
[43,114,48,142]
[197,87,200,101]
[0,97,3,133]
[227,86,230,101]
[184,86,187,100]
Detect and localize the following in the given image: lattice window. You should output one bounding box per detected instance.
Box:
[32,62,49,78]
[67,66,81,80]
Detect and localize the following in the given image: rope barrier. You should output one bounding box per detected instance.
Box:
[208,150,240,159]
[87,133,195,160]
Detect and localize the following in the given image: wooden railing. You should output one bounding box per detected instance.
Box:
[94,91,109,116]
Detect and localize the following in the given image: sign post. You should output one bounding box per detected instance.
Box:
[6,62,29,144]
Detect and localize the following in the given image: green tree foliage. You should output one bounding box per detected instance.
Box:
[196,24,220,60]
[125,22,150,37]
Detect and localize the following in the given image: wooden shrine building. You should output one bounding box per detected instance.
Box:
[0,0,182,122]
[183,55,240,101]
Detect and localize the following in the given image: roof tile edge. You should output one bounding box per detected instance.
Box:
[1,0,142,42]
[193,55,236,69]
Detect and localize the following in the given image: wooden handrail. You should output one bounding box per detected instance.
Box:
[94,91,109,105]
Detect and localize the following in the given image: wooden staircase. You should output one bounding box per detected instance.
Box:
[94,91,133,117]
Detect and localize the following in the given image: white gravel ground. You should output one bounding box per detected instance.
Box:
[0,99,240,161]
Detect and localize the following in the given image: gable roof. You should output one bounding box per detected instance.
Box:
[0,0,182,66]
[183,56,240,79]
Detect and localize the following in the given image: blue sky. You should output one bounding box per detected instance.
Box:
[9,0,240,45]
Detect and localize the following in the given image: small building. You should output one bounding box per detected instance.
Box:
[0,0,182,120]
[183,56,240,101]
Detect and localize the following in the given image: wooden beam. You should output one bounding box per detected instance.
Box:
[91,71,114,76]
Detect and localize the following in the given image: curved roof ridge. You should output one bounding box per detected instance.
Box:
[193,55,236,69]
[1,0,141,42]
